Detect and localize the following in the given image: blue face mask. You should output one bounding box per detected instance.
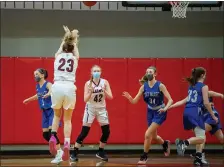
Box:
[92,72,101,79]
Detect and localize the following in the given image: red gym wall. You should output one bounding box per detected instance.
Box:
[1,57,223,144]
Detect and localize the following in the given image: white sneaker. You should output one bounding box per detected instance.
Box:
[51,149,63,164]
[201,152,209,165]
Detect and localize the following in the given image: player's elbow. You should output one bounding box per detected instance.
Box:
[84,97,89,103]
[108,94,113,100]
[203,101,210,106]
[169,98,173,104]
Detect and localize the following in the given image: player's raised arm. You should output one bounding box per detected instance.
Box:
[84,81,94,103]
[104,80,113,100]
[123,85,144,104]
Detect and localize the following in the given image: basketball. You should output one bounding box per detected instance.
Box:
[83,1,97,7]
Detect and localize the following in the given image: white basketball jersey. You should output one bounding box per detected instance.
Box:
[86,79,106,108]
[54,53,78,83]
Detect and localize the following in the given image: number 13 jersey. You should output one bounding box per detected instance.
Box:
[54,53,78,83]
[86,79,106,109]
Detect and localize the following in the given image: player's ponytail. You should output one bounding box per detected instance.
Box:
[139,74,148,85]
[185,76,195,86]
[43,69,48,79]
[185,67,206,86]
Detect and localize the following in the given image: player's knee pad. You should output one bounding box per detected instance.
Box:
[51,131,60,145]
[194,126,206,140]
[76,126,90,144]
[100,124,110,143]
[43,132,50,142]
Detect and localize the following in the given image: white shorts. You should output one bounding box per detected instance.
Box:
[83,105,109,124]
[51,81,77,110]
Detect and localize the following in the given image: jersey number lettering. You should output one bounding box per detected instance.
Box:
[94,94,103,103]
[58,58,74,72]
[149,98,156,104]
[187,90,198,103]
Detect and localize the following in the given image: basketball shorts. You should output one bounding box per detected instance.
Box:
[147,108,167,126]
[42,108,62,128]
[51,81,77,110]
[183,107,205,131]
[82,105,109,124]
[203,110,222,135]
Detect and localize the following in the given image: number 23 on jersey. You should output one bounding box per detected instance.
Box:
[58,58,74,72]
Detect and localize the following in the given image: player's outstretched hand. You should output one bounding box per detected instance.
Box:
[23,99,29,104]
[158,108,167,114]
[122,91,131,100]
[63,25,70,33]
[42,94,50,99]
[212,115,219,124]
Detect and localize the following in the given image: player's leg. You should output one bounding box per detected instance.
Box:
[176,126,205,166]
[151,130,170,156]
[96,109,110,161]
[214,129,224,144]
[42,128,50,142]
[42,111,51,142]
[212,112,223,144]
[47,108,63,164]
[62,84,77,161]
[176,108,205,158]
[138,122,160,164]
[62,108,73,161]
[192,123,212,165]
[49,83,63,156]
[149,109,170,157]
[175,111,205,166]
[49,109,62,156]
[70,106,95,162]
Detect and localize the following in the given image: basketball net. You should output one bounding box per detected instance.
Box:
[169,1,189,18]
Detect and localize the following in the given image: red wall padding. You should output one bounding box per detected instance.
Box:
[0,57,223,144]
[1,58,15,144]
[126,58,156,143]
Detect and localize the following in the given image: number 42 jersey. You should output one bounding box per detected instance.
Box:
[54,53,78,83]
[86,79,106,109]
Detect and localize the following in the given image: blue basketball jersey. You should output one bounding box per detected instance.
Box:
[36,81,52,110]
[185,82,205,108]
[143,81,164,108]
[202,97,217,114]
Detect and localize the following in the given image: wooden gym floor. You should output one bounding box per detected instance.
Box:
[1,154,224,167]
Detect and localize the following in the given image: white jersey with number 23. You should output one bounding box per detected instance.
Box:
[54,52,78,83]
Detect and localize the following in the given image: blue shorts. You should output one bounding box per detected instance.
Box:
[147,108,167,127]
[183,107,205,130]
[42,108,62,129]
[203,111,222,135]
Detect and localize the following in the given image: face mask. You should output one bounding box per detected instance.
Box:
[92,72,101,79]
[35,76,41,82]
[147,74,154,81]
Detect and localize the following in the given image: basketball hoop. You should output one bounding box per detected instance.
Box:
[169,1,189,18]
